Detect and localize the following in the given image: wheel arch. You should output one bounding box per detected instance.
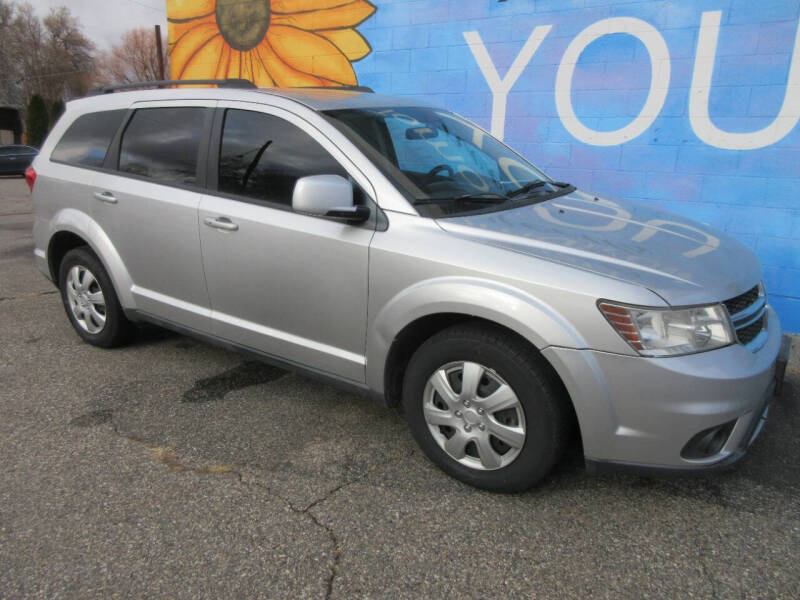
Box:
[45,209,135,308]
[48,230,89,281]
[367,278,586,413]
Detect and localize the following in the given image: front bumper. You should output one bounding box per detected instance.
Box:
[543,306,787,474]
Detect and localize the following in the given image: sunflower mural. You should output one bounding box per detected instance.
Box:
[167,0,376,87]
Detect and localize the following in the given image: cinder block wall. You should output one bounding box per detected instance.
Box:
[354,0,800,331]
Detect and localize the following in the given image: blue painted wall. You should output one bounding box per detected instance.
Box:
[354,0,800,332]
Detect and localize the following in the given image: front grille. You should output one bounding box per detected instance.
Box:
[722,284,766,348]
[723,285,760,315]
[736,314,766,345]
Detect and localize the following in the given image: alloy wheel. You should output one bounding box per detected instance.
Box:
[65,265,106,334]
[423,361,526,470]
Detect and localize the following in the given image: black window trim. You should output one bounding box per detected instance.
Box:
[207,105,385,230]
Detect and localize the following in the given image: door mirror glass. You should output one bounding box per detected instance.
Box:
[293,174,354,216]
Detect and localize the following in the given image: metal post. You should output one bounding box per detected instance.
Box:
[155,24,166,82]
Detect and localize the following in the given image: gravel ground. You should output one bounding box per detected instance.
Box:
[1,176,798,599]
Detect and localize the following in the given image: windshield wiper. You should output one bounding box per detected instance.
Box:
[507,180,571,198]
[414,193,509,206]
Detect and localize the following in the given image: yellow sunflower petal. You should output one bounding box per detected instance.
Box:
[167,0,215,21]
[228,50,242,79]
[258,37,329,87]
[179,34,224,80]
[215,43,232,79]
[224,50,257,84]
[271,0,376,31]
[317,28,370,61]
[168,14,215,52]
[271,0,361,11]
[252,47,276,87]
[267,25,356,85]
[170,22,220,79]
[241,51,257,83]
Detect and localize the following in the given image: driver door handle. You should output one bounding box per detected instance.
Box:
[204,216,239,232]
[93,191,117,204]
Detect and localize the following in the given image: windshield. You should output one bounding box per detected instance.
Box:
[323,106,573,217]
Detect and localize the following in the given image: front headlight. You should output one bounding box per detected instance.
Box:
[598,301,735,357]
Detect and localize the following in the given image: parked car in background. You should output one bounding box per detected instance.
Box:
[28,82,790,492]
[0,145,38,176]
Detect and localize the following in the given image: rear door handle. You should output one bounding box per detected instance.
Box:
[203,216,239,231]
[93,191,117,204]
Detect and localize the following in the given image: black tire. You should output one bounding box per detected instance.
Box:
[402,321,571,492]
[58,247,134,348]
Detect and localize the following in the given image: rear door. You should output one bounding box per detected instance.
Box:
[198,103,377,382]
[90,101,214,332]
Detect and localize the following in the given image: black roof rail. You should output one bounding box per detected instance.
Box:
[87,79,256,96]
[285,85,374,93]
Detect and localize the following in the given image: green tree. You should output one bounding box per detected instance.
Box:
[50,99,65,123]
[25,93,48,147]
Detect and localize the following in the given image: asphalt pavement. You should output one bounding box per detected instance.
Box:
[1,176,798,599]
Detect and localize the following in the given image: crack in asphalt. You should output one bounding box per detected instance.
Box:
[0,290,57,302]
[245,448,415,600]
[696,546,719,600]
[93,388,412,600]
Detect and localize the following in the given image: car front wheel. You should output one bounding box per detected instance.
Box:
[402,322,571,492]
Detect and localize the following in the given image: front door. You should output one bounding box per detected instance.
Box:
[198,105,375,382]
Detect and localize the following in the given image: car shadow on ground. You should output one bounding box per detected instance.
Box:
[93,323,800,511]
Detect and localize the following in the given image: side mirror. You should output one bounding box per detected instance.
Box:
[292,174,370,223]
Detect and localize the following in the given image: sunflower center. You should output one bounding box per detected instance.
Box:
[215,0,270,52]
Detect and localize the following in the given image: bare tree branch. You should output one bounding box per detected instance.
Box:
[94,28,169,86]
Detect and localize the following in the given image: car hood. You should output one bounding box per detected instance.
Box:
[437,190,761,306]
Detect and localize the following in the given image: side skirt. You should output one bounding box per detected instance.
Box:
[124,309,380,402]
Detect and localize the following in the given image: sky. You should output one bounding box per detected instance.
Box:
[31,0,168,50]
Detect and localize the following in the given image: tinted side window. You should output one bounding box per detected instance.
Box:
[51,110,126,167]
[119,107,207,186]
[218,109,348,205]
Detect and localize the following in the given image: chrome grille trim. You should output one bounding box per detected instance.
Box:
[722,283,767,351]
[729,295,766,325]
[732,304,766,330]
[722,285,760,315]
[744,326,768,352]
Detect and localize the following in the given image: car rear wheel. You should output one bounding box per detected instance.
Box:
[402,322,571,492]
[59,247,134,348]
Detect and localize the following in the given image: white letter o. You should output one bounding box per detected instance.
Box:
[555,17,671,146]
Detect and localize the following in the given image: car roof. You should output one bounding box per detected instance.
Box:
[67,87,433,113]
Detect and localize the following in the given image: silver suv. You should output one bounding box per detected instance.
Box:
[30,84,790,491]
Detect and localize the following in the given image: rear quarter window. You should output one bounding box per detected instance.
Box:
[51,109,127,168]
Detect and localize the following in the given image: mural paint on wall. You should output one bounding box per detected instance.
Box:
[167,0,376,86]
[352,0,800,333]
[165,0,800,332]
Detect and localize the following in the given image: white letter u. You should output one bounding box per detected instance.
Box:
[689,11,800,150]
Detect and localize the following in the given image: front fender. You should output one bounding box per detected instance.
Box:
[44,208,136,309]
[365,276,588,393]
